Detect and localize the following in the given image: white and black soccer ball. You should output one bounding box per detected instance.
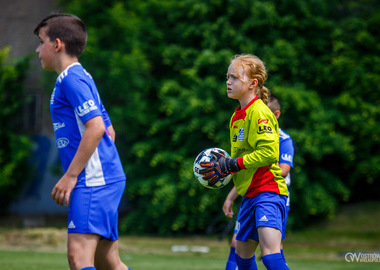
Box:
[193,147,233,189]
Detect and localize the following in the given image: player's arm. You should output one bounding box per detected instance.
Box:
[240,140,278,169]
[223,186,239,218]
[51,115,105,206]
[279,163,291,178]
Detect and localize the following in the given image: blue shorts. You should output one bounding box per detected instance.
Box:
[283,192,290,237]
[235,192,287,242]
[68,180,126,241]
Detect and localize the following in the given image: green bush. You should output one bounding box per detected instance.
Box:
[59,0,380,234]
[0,47,32,213]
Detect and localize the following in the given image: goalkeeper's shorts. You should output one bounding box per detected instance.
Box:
[235,191,287,242]
[67,180,126,241]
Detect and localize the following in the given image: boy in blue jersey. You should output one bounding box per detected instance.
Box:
[34,14,130,270]
[223,93,294,270]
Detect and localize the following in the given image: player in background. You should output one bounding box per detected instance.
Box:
[223,93,295,270]
[34,14,130,270]
[199,54,290,270]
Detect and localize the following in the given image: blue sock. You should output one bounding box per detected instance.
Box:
[80,267,96,270]
[235,253,258,270]
[226,247,237,270]
[262,253,290,270]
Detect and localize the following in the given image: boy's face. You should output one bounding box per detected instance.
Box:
[36,27,57,71]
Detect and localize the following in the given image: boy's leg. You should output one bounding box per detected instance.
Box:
[67,182,127,270]
[67,233,99,270]
[95,239,129,270]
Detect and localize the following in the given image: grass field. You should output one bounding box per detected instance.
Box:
[0,201,379,269]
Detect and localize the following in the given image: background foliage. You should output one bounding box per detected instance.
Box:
[0,47,32,213]
[58,0,380,234]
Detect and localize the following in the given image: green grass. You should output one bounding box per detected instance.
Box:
[1,248,379,270]
[0,250,67,270]
[1,201,379,270]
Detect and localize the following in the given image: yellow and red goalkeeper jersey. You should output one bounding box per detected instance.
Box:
[230,97,288,198]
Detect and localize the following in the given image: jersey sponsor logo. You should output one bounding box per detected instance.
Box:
[75,100,98,117]
[233,147,246,153]
[281,153,293,162]
[53,122,65,131]
[233,134,237,142]
[56,138,69,148]
[257,125,273,134]
[258,118,269,124]
[238,128,245,141]
[50,88,56,104]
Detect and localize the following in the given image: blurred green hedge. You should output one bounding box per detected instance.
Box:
[59,0,380,234]
[0,47,32,213]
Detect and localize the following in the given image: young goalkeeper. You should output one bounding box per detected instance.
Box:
[34,14,130,270]
[223,93,295,269]
[199,54,290,270]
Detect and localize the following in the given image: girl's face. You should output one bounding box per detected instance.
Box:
[226,63,254,103]
[36,27,57,71]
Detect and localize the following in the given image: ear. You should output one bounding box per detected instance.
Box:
[249,79,258,89]
[273,110,281,119]
[54,38,64,52]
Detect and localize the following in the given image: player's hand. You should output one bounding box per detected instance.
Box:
[211,150,241,173]
[199,151,240,178]
[223,187,238,218]
[198,150,238,187]
[51,174,77,206]
[198,151,229,186]
[223,197,234,218]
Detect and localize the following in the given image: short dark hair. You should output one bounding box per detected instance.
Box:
[34,14,87,58]
[268,92,281,112]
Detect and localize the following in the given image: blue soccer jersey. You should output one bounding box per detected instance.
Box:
[50,62,126,187]
[279,128,294,187]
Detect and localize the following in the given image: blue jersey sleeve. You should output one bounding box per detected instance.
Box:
[279,137,294,167]
[61,75,102,124]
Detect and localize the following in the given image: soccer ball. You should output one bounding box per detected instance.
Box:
[193,147,233,189]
